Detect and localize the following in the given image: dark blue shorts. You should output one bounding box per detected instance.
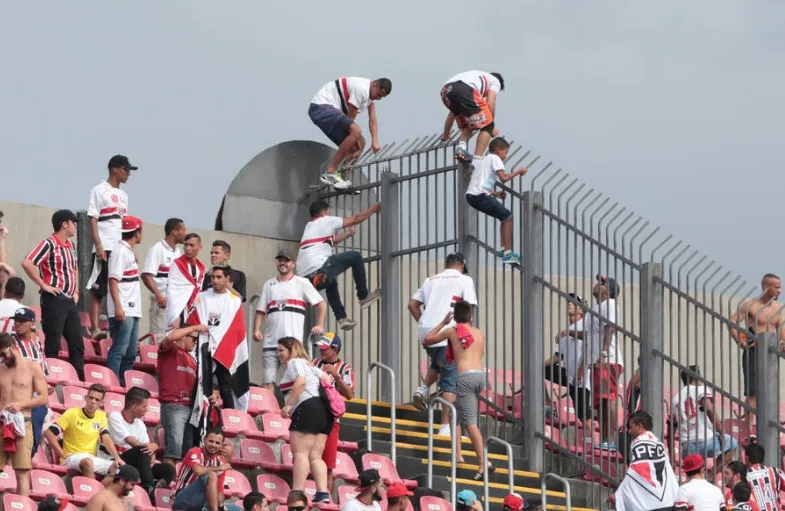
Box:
[308,103,353,146]
[466,193,512,222]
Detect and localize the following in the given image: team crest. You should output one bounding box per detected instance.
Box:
[208,312,221,327]
[92,422,100,431]
[276,299,287,311]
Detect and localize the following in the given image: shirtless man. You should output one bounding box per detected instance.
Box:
[729,273,785,422]
[0,332,48,497]
[86,465,141,511]
[423,300,490,481]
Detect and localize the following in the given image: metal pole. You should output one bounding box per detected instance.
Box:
[379,172,400,403]
[366,361,396,460]
[757,332,778,459]
[640,262,664,436]
[456,163,477,282]
[427,396,457,510]
[76,210,92,312]
[484,436,515,508]
[541,473,572,511]
[521,191,544,472]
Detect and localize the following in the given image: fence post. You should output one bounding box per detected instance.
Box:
[379,172,400,403]
[521,190,544,472]
[456,164,477,281]
[640,262,664,437]
[757,332,779,460]
[76,210,93,313]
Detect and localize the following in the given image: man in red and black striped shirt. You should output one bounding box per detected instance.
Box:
[20,209,84,380]
[172,428,232,511]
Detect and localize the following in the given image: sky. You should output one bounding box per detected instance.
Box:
[1,1,783,284]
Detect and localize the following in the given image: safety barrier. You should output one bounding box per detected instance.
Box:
[427,396,458,510]
[541,473,572,511]
[483,436,514,508]
[366,361,396,461]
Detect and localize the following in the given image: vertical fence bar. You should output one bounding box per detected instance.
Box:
[640,262,664,436]
[521,191,544,471]
[757,332,778,459]
[379,172,400,402]
[483,437,515,508]
[76,210,92,312]
[456,163,477,279]
[541,473,572,511]
[427,397,457,510]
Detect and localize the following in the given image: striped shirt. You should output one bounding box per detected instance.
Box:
[14,334,49,376]
[174,447,227,493]
[747,464,785,511]
[26,234,78,297]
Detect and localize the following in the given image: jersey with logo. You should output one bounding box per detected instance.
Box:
[412,269,478,347]
[0,298,23,334]
[671,384,715,443]
[311,77,372,114]
[257,275,323,348]
[87,180,128,252]
[107,240,141,317]
[747,464,785,511]
[296,216,344,276]
[142,240,182,294]
[174,447,228,492]
[52,407,109,461]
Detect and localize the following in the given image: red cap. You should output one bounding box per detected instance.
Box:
[121,215,143,233]
[502,493,525,511]
[682,453,705,472]
[385,482,413,499]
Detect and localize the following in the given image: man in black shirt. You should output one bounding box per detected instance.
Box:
[202,240,246,301]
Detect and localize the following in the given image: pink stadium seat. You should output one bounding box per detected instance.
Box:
[45,358,85,388]
[32,446,66,475]
[30,469,69,501]
[0,466,17,493]
[362,453,417,489]
[48,391,65,414]
[303,481,340,510]
[337,485,359,505]
[126,485,158,511]
[62,385,88,409]
[83,363,124,393]
[3,494,36,511]
[221,409,264,439]
[247,386,280,416]
[154,488,175,509]
[124,370,159,398]
[280,443,294,470]
[420,496,453,511]
[71,476,103,506]
[232,439,285,472]
[333,451,360,484]
[222,470,252,498]
[255,474,291,504]
[83,339,104,364]
[28,306,42,322]
[135,344,158,372]
[104,392,126,415]
[260,412,291,442]
[99,338,112,359]
[143,398,161,427]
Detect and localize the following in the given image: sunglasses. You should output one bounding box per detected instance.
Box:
[0,347,12,358]
[288,506,306,511]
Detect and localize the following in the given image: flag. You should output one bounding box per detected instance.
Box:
[166,256,205,328]
[187,288,250,427]
[615,431,678,511]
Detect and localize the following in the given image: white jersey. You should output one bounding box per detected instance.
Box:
[107,241,142,318]
[257,275,323,348]
[412,269,477,347]
[311,77,373,114]
[0,298,23,334]
[444,70,502,97]
[340,498,382,511]
[671,384,715,443]
[87,181,128,252]
[107,411,149,452]
[557,318,589,389]
[584,298,622,367]
[674,478,726,511]
[466,154,504,196]
[297,216,344,276]
[142,240,182,295]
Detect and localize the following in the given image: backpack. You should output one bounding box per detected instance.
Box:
[313,366,346,418]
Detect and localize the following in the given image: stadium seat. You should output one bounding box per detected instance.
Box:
[135,344,158,372]
[255,474,291,504]
[0,466,17,493]
[71,476,103,506]
[99,339,112,359]
[124,370,159,398]
[143,398,161,427]
[280,443,294,470]
[104,392,125,415]
[221,409,264,439]
[154,488,175,509]
[222,470,252,498]
[83,364,125,393]
[260,412,291,442]
[333,451,360,483]
[247,386,280,416]
[30,469,70,501]
[336,485,359,505]
[48,391,65,414]
[232,439,285,472]
[3,494,36,511]
[420,496,453,511]
[303,481,340,510]
[58,338,69,359]
[62,385,88,409]
[126,485,159,511]
[28,306,42,322]
[83,339,104,364]
[361,453,417,489]
[45,358,85,388]
[32,446,66,475]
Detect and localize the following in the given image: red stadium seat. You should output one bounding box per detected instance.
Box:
[280,443,294,470]
[126,485,159,511]
[135,344,158,372]
[45,358,85,388]
[232,439,286,472]
[30,469,70,501]
[83,339,104,364]
[32,446,66,476]
[143,398,161,427]
[124,370,159,398]
[361,453,417,489]
[255,474,291,504]
[222,470,252,498]
[333,451,360,484]
[71,476,103,506]
[3,494,36,511]
[260,412,291,442]
[336,485,359,505]
[247,386,280,416]
[103,392,125,415]
[48,391,65,414]
[420,496,453,511]
[154,488,175,509]
[220,409,264,439]
[0,466,17,493]
[83,364,124,393]
[99,339,112,359]
[62,385,88,409]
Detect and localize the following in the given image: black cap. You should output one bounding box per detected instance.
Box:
[37,496,63,511]
[275,246,294,261]
[51,209,77,231]
[115,464,141,483]
[13,307,36,323]
[108,154,138,171]
[446,252,468,274]
[596,275,619,299]
[356,468,381,490]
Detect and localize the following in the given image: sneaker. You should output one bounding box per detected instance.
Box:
[438,424,451,436]
[502,252,521,265]
[412,387,428,411]
[312,492,331,504]
[337,317,357,331]
[597,441,617,451]
[320,172,353,190]
[358,289,382,308]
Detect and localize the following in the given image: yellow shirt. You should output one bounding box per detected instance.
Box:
[55,407,109,461]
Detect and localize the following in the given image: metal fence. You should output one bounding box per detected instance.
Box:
[310,131,783,501]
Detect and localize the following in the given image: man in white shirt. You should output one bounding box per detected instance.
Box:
[309,77,392,189]
[341,469,383,511]
[670,365,737,472]
[86,154,134,339]
[440,70,504,162]
[297,200,382,331]
[141,218,185,340]
[254,246,326,391]
[0,277,25,333]
[107,215,143,387]
[674,454,727,511]
[407,253,477,436]
[107,387,175,497]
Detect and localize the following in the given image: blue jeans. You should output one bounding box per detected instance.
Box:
[161,402,196,460]
[173,475,242,511]
[31,404,47,455]
[316,251,369,321]
[683,434,738,457]
[108,317,140,386]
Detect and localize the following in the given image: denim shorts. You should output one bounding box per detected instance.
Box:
[308,103,353,146]
[682,434,738,457]
[466,193,512,222]
[426,346,457,394]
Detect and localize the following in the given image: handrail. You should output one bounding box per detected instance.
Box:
[427,397,458,511]
[541,473,571,511]
[366,362,396,461]
[484,436,515,508]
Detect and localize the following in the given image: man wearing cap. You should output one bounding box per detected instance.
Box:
[141,218,185,340]
[313,332,354,491]
[86,464,141,511]
[0,277,25,334]
[456,489,483,511]
[21,209,84,379]
[342,469,384,511]
[86,155,135,339]
[12,306,51,456]
[255,246,325,392]
[106,215,143,386]
[674,454,726,510]
[37,495,69,511]
[385,483,413,511]
[408,252,477,436]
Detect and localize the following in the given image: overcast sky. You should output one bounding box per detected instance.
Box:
[1,1,783,285]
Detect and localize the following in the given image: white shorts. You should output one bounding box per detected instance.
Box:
[262,348,280,385]
[64,453,115,475]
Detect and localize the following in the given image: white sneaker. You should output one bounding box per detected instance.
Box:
[337,317,356,331]
[320,172,353,190]
[412,386,428,411]
[438,424,451,436]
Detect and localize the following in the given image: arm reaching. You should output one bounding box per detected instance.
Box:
[342,202,381,228]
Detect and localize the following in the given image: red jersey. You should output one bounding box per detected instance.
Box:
[158,343,197,405]
[174,447,227,492]
[26,235,78,297]
[747,464,785,511]
[725,488,760,511]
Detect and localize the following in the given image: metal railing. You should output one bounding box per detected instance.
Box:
[541,473,572,511]
[427,397,457,510]
[366,361,396,461]
[483,436,514,508]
